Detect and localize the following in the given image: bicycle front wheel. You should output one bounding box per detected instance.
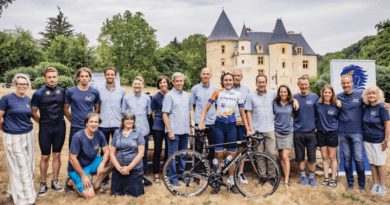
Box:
[233,151,281,198]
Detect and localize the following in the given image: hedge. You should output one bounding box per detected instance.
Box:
[4,67,40,84]
[33,62,74,77]
[32,75,74,90]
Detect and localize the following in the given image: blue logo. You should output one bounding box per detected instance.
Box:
[340,64,368,91]
[221,103,225,108]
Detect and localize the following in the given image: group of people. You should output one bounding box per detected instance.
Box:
[0,66,388,204]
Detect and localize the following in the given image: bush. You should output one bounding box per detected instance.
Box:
[33,62,74,77]
[4,67,40,84]
[32,75,75,90]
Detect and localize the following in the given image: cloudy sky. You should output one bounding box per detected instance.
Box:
[1,0,389,55]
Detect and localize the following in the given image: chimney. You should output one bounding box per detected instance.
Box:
[246,28,252,32]
[288,31,294,34]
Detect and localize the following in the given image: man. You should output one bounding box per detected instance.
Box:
[190,68,218,184]
[65,113,113,199]
[32,67,66,196]
[231,68,251,183]
[162,72,193,187]
[64,67,101,149]
[95,67,126,186]
[122,76,151,185]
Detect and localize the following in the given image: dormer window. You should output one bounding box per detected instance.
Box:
[296,47,302,54]
[256,45,264,53]
[222,45,225,54]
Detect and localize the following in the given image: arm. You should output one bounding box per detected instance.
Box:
[293,98,299,111]
[124,145,145,173]
[151,110,156,120]
[239,107,251,134]
[94,103,100,113]
[97,145,110,176]
[198,102,213,130]
[64,103,71,122]
[246,110,254,133]
[109,146,122,171]
[0,110,5,131]
[31,107,40,123]
[382,121,390,151]
[69,153,92,189]
[163,113,174,140]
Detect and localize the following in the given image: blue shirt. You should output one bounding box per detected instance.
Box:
[95,85,126,128]
[293,92,319,132]
[151,92,166,131]
[190,83,219,125]
[31,86,66,123]
[315,102,340,131]
[162,88,191,134]
[0,93,33,134]
[68,129,108,172]
[232,84,250,120]
[122,92,151,136]
[111,129,145,169]
[65,86,101,128]
[245,90,276,132]
[337,91,364,133]
[363,103,390,143]
[273,101,293,135]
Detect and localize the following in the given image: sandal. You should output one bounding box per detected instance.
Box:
[94,186,108,195]
[328,179,337,189]
[154,177,161,184]
[321,178,329,187]
[64,176,74,193]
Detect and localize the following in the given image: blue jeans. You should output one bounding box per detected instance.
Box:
[143,135,149,175]
[339,132,366,186]
[167,134,189,182]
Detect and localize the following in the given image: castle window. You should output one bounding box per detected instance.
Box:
[259,45,263,50]
[221,58,225,66]
[241,46,244,51]
[282,62,285,68]
[222,45,225,54]
[303,60,309,69]
[235,57,237,66]
[242,60,245,64]
[258,56,264,65]
[282,47,285,54]
[297,47,302,54]
[258,69,264,75]
[257,45,263,53]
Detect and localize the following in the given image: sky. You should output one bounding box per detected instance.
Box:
[1,0,389,55]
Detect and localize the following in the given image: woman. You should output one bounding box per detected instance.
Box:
[362,86,389,196]
[273,85,294,189]
[314,85,340,188]
[199,72,251,195]
[151,75,170,184]
[0,73,36,205]
[110,110,145,197]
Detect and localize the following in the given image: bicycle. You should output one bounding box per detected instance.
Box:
[162,126,281,198]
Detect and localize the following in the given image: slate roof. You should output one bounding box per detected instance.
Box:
[207,10,239,41]
[239,24,250,40]
[269,19,292,44]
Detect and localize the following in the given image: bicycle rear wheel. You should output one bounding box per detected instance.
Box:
[233,151,280,198]
[162,150,211,197]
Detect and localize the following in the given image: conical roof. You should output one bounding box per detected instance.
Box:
[239,24,250,40]
[269,19,292,44]
[207,10,239,41]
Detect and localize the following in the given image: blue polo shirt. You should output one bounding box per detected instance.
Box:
[151,92,166,131]
[363,103,390,143]
[111,129,145,169]
[122,92,151,136]
[95,84,126,128]
[190,82,219,125]
[0,93,33,134]
[232,84,250,120]
[293,92,319,132]
[273,101,293,135]
[337,91,364,133]
[31,86,66,123]
[162,88,191,134]
[65,86,101,128]
[245,90,276,132]
[315,101,340,131]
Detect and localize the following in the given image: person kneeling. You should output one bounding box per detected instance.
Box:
[66,113,113,199]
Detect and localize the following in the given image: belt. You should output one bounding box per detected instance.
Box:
[318,130,337,134]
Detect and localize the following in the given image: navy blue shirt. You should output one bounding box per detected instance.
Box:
[111,129,145,169]
[0,93,33,134]
[31,86,66,123]
[65,86,101,128]
[315,102,340,131]
[68,129,107,172]
[363,103,390,143]
[273,101,293,135]
[151,92,165,131]
[293,92,319,132]
[337,91,364,133]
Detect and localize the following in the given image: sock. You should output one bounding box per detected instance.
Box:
[300,170,306,178]
[229,176,234,185]
[309,171,315,179]
[238,172,243,175]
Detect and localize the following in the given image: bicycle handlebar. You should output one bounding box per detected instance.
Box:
[243,131,264,149]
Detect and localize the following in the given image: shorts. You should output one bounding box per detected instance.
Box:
[214,121,237,152]
[275,132,294,150]
[317,130,338,147]
[294,130,317,163]
[236,125,247,146]
[364,141,388,166]
[68,156,103,193]
[39,121,66,155]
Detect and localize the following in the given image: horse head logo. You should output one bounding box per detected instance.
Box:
[340,64,368,91]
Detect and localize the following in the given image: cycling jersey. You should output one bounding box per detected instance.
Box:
[208,88,244,123]
[31,86,66,123]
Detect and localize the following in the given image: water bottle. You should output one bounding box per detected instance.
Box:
[221,155,233,168]
[213,158,220,173]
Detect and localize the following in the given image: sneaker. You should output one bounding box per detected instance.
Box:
[359,185,366,192]
[64,176,74,193]
[308,178,318,187]
[227,176,235,185]
[193,178,200,185]
[301,176,308,186]
[51,179,64,192]
[370,184,379,193]
[377,185,387,196]
[269,178,276,186]
[258,177,267,186]
[143,176,153,186]
[238,173,248,184]
[210,187,220,196]
[171,181,181,187]
[38,182,48,197]
[346,182,354,190]
[230,185,240,195]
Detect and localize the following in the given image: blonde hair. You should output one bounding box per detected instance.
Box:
[362,86,385,106]
[12,73,31,89]
[44,67,58,77]
[133,76,144,84]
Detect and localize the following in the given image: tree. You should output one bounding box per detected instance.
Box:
[39,6,74,48]
[316,52,346,76]
[361,19,390,67]
[0,0,15,17]
[309,73,330,96]
[376,65,390,102]
[97,10,159,85]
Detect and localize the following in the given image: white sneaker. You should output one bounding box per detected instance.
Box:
[377,186,387,196]
[370,184,379,193]
[238,173,248,184]
[227,176,235,185]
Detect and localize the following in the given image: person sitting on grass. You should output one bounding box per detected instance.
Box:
[65,113,113,199]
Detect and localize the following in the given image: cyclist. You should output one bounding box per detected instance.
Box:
[199,72,251,195]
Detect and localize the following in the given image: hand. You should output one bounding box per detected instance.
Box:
[97,164,105,176]
[189,127,194,136]
[119,167,130,175]
[168,132,175,140]
[199,124,205,131]
[384,103,390,110]
[381,140,388,151]
[236,118,243,126]
[247,129,253,135]
[337,100,342,108]
[293,99,299,111]
[81,175,92,190]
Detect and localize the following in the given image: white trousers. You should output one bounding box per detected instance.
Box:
[3,129,36,205]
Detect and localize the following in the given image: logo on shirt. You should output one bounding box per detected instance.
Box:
[56,90,60,94]
[26,104,30,108]
[221,102,225,108]
[371,111,377,116]
[328,110,334,115]
[353,98,359,102]
[85,96,92,101]
[288,107,292,111]
[94,144,99,150]
[306,100,312,104]
[46,91,50,95]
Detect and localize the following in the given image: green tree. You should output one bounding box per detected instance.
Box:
[376,65,390,102]
[0,0,15,17]
[155,45,187,82]
[309,73,330,96]
[361,19,390,67]
[97,10,159,85]
[317,52,346,76]
[39,6,74,48]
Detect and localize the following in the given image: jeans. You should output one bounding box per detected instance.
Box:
[167,134,189,182]
[152,130,168,174]
[99,127,119,156]
[339,132,366,186]
[194,124,214,173]
[143,135,149,175]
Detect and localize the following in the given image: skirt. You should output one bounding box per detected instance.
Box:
[111,167,144,197]
[275,132,293,150]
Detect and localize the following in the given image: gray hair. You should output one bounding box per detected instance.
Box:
[231,68,243,75]
[201,67,211,73]
[120,110,137,130]
[12,73,32,89]
[84,113,102,126]
[341,75,353,82]
[171,72,185,82]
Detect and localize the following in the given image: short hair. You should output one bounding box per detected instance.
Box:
[256,74,268,83]
[156,75,171,89]
[44,67,58,77]
[274,85,294,106]
[298,75,310,84]
[319,85,337,105]
[84,113,102,126]
[362,86,385,106]
[220,71,234,88]
[341,75,353,82]
[76,67,92,79]
[232,68,243,76]
[172,72,185,82]
[120,110,137,130]
[133,76,144,84]
[104,67,117,75]
[12,73,31,89]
